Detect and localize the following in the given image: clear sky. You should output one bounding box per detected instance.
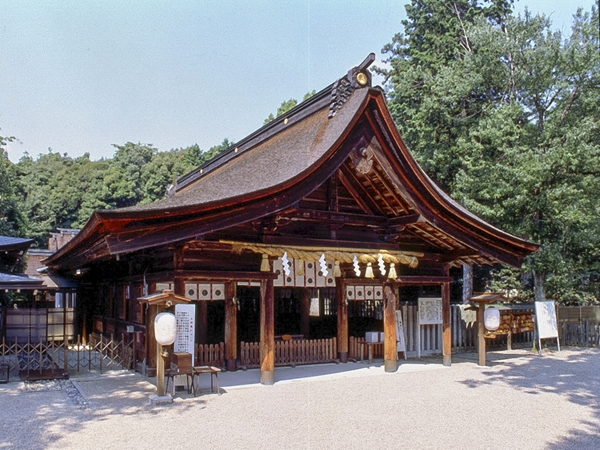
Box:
[1,0,596,162]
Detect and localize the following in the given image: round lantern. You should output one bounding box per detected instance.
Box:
[154,312,176,346]
[484,307,500,331]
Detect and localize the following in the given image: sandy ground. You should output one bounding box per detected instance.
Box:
[1,347,599,450]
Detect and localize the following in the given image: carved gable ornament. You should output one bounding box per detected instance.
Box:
[350,146,374,175]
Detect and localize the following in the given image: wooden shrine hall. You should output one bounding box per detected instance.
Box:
[44,54,538,384]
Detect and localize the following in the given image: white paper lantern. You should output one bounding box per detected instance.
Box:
[154,312,176,345]
[484,307,500,331]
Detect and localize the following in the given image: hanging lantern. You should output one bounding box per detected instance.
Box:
[154,312,176,346]
[388,263,397,280]
[484,307,500,331]
[365,262,374,279]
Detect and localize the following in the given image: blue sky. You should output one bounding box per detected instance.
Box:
[1,0,596,162]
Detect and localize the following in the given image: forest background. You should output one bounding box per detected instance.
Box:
[1,0,598,305]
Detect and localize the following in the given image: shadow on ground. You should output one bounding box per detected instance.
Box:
[458,347,600,449]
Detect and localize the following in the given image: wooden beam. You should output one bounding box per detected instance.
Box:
[438,248,481,263]
[339,165,384,215]
[338,168,375,215]
[282,208,387,228]
[385,214,424,229]
[394,276,454,285]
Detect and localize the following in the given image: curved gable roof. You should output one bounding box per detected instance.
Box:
[46,58,537,269]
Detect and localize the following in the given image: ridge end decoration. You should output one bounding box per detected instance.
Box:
[329,53,375,118]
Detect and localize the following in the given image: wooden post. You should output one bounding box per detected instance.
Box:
[146,304,158,376]
[301,289,310,339]
[156,343,165,396]
[442,280,452,366]
[224,281,237,372]
[383,284,397,372]
[259,279,275,385]
[336,279,348,363]
[63,299,68,373]
[477,301,486,366]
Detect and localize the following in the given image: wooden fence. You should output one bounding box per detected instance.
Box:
[240,337,338,368]
[0,333,133,378]
[195,342,225,368]
[558,306,600,347]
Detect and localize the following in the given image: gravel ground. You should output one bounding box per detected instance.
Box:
[1,347,599,450]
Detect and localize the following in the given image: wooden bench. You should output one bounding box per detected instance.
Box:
[192,366,221,396]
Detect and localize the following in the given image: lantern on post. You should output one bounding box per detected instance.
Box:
[138,289,190,401]
[484,307,500,331]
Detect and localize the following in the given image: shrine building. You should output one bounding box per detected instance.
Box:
[44,55,538,384]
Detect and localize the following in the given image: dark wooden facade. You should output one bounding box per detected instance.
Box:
[44,55,538,383]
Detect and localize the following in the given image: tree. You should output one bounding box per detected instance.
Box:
[264,91,316,124]
[381,3,600,303]
[0,137,27,237]
[102,142,156,208]
[378,0,514,192]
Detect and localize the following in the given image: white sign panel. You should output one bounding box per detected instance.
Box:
[174,304,196,365]
[395,310,407,358]
[418,298,443,325]
[535,301,559,340]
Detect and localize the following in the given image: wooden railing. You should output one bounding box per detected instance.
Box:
[195,342,225,368]
[240,338,338,368]
[240,341,260,367]
[0,333,133,378]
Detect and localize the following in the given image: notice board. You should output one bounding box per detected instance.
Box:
[174,304,196,365]
[396,310,407,359]
[534,301,559,340]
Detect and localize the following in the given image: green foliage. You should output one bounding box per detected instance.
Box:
[382,3,600,303]
[0,144,27,237]
[263,91,316,125]
[10,137,233,246]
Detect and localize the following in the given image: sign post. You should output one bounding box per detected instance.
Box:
[534,300,560,354]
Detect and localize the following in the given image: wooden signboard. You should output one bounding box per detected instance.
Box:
[174,304,196,365]
[534,301,560,352]
[417,298,442,358]
[395,310,407,360]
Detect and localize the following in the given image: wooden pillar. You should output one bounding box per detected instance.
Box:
[300,289,310,339]
[146,303,159,376]
[259,279,275,385]
[224,281,237,372]
[156,343,165,396]
[383,284,398,372]
[336,279,348,363]
[442,277,452,367]
[477,301,486,366]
